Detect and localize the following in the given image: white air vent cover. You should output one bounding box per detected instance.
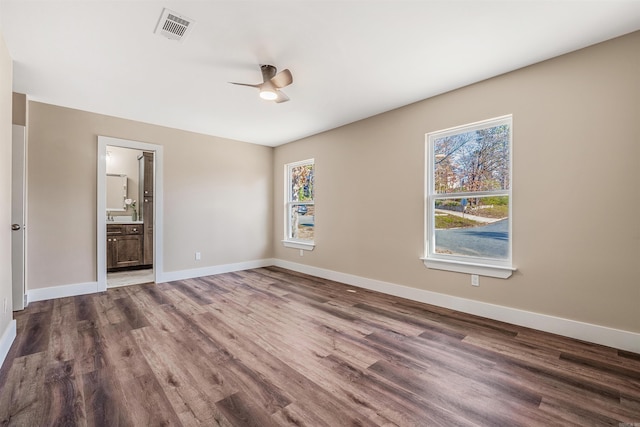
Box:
[154,8,194,42]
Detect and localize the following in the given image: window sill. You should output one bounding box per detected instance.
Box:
[282,240,315,251]
[422,258,515,279]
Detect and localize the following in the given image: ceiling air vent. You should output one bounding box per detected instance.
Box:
[154,8,194,42]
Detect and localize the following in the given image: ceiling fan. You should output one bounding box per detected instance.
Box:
[230,65,293,103]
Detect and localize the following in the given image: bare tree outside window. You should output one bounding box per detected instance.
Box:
[434,125,510,196]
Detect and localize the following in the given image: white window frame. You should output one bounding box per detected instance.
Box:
[423,115,515,278]
[282,159,315,251]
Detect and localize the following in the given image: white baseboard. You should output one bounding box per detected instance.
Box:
[27,281,100,304]
[157,258,275,283]
[20,258,639,354]
[0,319,17,370]
[272,259,640,354]
[24,259,275,304]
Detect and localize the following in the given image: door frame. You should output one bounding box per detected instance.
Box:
[97,136,163,291]
[11,125,26,310]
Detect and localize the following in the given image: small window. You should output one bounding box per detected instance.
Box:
[283,159,315,250]
[424,115,514,278]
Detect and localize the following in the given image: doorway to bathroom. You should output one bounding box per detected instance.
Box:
[97,136,163,291]
[105,146,153,287]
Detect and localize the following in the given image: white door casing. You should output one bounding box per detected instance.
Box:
[97,136,163,291]
[11,125,25,310]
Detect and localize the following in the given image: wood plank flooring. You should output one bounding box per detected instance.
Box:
[1,266,639,426]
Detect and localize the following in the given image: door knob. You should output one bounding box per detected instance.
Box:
[11,224,20,231]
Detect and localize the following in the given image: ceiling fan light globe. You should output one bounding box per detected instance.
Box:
[259,90,278,101]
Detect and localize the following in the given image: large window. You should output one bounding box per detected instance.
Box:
[424,115,514,278]
[283,159,315,250]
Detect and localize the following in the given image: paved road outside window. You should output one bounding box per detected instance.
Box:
[435,219,508,258]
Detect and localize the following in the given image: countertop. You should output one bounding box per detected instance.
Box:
[106,221,144,225]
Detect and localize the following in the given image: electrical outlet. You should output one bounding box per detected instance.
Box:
[300,249,304,256]
[471,274,479,287]
[195,252,201,261]
[3,298,7,313]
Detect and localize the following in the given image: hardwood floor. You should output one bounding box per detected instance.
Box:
[1,266,639,426]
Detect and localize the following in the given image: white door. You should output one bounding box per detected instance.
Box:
[11,125,25,311]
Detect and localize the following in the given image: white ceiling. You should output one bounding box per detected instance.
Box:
[1,1,639,146]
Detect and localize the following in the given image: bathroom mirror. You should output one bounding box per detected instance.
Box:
[106,174,127,211]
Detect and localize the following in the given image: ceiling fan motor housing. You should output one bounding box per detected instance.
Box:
[260,65,278,81]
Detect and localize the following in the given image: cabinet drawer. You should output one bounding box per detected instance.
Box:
[107,224,142,235]
[124,225,142,235]
[107,224,123,235]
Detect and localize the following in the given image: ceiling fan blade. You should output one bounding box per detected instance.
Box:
[274,91,290,103]
[229,82,260,88]
[271,69,292,89]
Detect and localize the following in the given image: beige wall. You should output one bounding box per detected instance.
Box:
[12,92,25,126]
[27,102,273,289]
[274,32,640,333]
[0,34,13,339]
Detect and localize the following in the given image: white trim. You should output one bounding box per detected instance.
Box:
[21,258,274,302]
[282,240,315,251]
[0,320,17,370]
[272,259,640,354]
[13,256,639,354]
[158,258,274,283]
[422,258,515,279]
[286,158,315,169]
[97,136,164,291]
[27,281,100,303]
[12,125,26,311]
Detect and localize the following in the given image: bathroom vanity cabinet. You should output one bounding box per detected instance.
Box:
[107,224,143,270]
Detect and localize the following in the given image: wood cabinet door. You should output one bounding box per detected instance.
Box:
[112,235,143,268]
[142,152,153,197]
[143,227,153,265]
[107,237,116,269]
[142,196,153,265]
